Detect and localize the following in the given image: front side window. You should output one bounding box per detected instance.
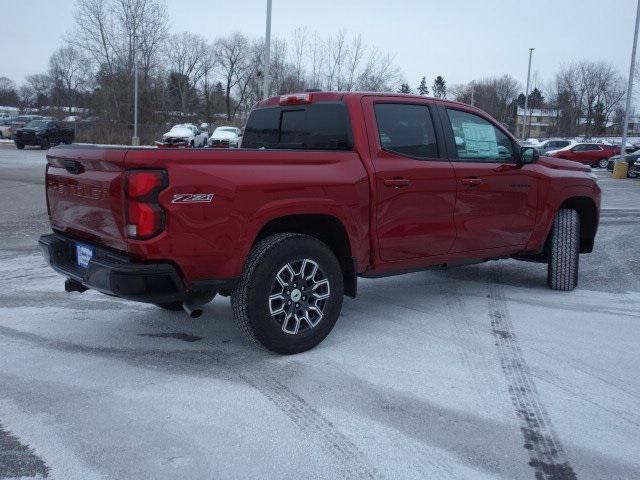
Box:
[373,103,438,159]
[446,109,514,162]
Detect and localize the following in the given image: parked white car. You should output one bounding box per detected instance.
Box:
[0,119,13,139]
[156,123,208,148]
[208,126,242,148]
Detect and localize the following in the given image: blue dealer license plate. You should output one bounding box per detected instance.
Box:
[76,243,95,268]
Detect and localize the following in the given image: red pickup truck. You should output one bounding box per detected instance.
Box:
[39,92,600,354]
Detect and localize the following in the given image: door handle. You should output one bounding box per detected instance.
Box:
[461,177,483,186]
[384,178,410,188]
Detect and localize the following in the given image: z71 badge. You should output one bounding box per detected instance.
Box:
[171,193,214,204]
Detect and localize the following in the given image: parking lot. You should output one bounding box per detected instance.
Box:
[0,144,638,479]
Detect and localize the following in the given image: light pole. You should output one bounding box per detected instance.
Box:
[262,0,272,99]
[132,34,140,146]
[615,0,640,178]
[522,48,534,140]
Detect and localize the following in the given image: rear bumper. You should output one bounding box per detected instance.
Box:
[39,233,187,304]
[39,235,237,310]
[15,134,40,145]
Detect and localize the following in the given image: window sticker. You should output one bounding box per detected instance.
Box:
[460,122,498,158]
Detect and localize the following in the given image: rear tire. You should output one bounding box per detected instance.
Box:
[231,233,344,354]
[598,158,608,169]
[547,209,580,291]
[40,138,50,150]
[15,142,24,150]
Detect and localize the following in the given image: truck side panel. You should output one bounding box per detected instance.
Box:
[124,148,371,284]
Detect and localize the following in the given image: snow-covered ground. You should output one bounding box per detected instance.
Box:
[0,147,639,479]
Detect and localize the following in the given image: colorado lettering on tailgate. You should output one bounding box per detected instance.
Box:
[47,179,109,201]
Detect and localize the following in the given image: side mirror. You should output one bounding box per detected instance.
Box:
[520,146,539,165]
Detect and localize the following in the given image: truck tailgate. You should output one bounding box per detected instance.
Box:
[46,146,128,251]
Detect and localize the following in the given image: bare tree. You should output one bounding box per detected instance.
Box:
[23,74,52,107]
[308,32,325,90]
[165,32,209,113]
[49,46,85,112]
[215,32,250,120]
[291,27,307,90]
[554,61,625,136]
[345,34,365,91]
[68,0,168,120]
[356,52,401,92]
[0,77,19,106]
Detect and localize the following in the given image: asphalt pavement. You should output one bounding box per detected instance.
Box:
[0,143,638,480]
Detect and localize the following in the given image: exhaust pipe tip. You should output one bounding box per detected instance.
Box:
[182,290,215,319]
[182,300,203,319]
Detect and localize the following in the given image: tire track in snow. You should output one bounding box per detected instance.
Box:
[239,371,383,480]
[487,268,577,480]
[0,422,49,479]
[0,319,382,480]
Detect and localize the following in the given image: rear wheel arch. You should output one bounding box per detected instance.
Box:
[252,214,357,298]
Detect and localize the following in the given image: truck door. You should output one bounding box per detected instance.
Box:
[439,106,538,253]
[362,97,457,262]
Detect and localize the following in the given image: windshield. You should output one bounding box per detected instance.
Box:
[25,120,49,129]
[218,127,237,133]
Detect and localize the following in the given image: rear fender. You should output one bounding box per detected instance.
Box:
[241,199,368,275]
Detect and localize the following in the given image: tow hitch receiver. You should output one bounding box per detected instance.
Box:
[65,278,88,293]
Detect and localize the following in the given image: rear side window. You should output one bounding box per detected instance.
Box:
[242,102,352,150]
[373,103,438,159]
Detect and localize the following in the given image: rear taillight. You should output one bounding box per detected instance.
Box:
[125,169,168,240]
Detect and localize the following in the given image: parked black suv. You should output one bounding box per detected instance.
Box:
[607,150,640,177]
[14,120,74,150]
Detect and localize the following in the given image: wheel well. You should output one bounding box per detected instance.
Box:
[558,196,598,253]
[255,214,357,298]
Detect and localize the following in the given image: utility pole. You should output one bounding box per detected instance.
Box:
[262,0,272,99]
[132,34,140,146]
[522,48,534,141]
[616,0,640,178]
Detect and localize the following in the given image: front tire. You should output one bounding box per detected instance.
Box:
[15,142,24,150]
[40,138,50,150]
[547,209,580,291]
[232,233,344,354]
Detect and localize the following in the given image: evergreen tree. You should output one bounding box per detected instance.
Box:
[398,83,412,94]
[417,76,429,95]
[432,75,446,99]
[593,102,607,134]
[527,88,545,109]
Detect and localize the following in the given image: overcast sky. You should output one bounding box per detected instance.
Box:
[3,0,639,92]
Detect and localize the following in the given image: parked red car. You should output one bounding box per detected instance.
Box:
[550,142,619,168]
[39,92,601,353]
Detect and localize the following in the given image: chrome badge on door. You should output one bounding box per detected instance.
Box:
[171,193,214,204]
